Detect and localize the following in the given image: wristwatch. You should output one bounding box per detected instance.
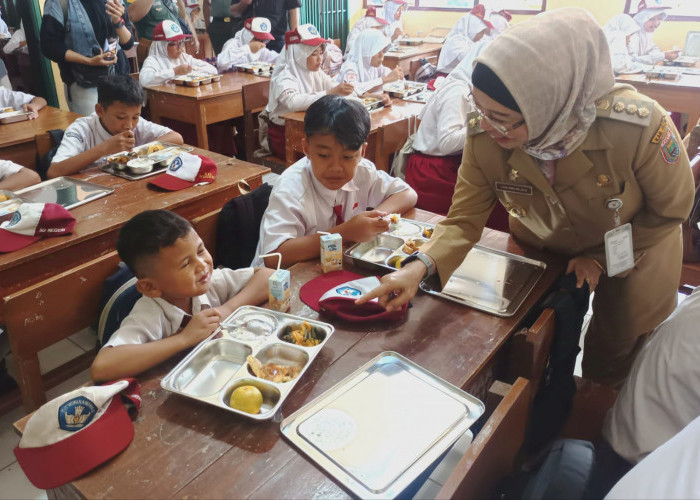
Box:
[402,252,435,281]
[113,17,125,29]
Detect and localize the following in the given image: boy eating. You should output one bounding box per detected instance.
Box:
[252,94,417,268]
[91,210,273,382]
[48,75,183,178]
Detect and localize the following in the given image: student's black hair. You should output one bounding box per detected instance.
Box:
[97,75,144,109]
[117,210,192,277]
[304,95,370,150]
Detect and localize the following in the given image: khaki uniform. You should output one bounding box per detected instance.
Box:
[422,88,695,386]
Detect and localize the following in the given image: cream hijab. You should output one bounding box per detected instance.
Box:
[475,8,623,161]
[339,30,390,83]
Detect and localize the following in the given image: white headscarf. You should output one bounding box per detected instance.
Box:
[145,40,194,71]
[633,8,668,27]
[447,11,490,42]
[383,0,405,38]
[603,14,643,74]
[270,42,326,101]
[631,8,666,58]
[345,15,384,55]
[475,8,623,161]
[489,12,510,36]
[604,13,642,39]
[339,29,390,83]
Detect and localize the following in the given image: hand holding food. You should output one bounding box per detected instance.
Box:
[384,66,404,84]
[102,130,136,156]
[329,82,355,96]
[339,210,390,242]
[174,64,193,76]
[249,39,266,54]
[180,308,222,346]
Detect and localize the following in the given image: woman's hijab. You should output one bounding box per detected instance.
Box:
[340,29,390,82]
[474,8,621,160]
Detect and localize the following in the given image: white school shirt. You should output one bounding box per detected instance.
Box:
[139,40,218,87]
[602,287,700,464]
[52,112,174,164]
[606,414,700,500]
[104,267,254,347]
[0,87,34,110]
[3,26,27,55]
[252,156,414,266]
[627,30,664,65]
[0,159,22,181]
[412,80,470,156]
[216,28,279,71]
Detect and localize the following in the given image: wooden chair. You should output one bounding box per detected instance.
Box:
[124,46,139,73]
[437,378,532,499]
[191,207,222,262]
[4,251,122,412]
[241,80,286,170]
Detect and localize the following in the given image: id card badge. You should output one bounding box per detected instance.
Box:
[604,223,634,277]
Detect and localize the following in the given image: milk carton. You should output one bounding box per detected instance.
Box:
[268,269,291,312]
[320,233,343,273]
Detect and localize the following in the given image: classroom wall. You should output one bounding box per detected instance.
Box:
[348,0,699,50]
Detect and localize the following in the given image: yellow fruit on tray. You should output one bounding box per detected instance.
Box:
[230,385,263,414]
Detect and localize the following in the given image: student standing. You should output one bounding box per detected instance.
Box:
[359,8,694,388]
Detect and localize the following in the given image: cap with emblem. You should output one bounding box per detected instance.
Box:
[365,6,389,25]
[152,20,191,42]
[284,23,330,46]
[14,379,141,489]
[245,17,275,41]
[0,203,76,253]
[149,152,217,191]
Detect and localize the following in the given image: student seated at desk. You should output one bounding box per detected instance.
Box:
[48,75,182,179]
[437,4,492,76]
[383,0,407,43]
[344,6,388,57]
[253,95,417,268]
[139,20,217,88]
[264,23,354,158]
[216,17,279,72]
[603,14,644,75]
[337,30,402,103]
[628,0,678,65]
[0,159,40,190]
[0,87,47,120]
[91,210,273,382]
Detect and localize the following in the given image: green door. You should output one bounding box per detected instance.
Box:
[300,0,348,51]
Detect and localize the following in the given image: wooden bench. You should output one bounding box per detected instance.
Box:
[2,209,224,413]
[437,378,532,499]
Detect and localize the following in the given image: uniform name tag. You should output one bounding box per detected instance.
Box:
[495,182,533,196]
[604,223,635,277]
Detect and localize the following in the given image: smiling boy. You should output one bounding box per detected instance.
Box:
[48,75,183,178]
[91,210,272,382]
[252,95,417,268]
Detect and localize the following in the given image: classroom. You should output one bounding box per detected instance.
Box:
[0,0,699,498]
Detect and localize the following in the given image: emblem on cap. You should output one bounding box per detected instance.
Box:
[169,157,183,172]
[336,286,362,297]
[58,396,98,432]
[260,22,268,30]
[308,26,318,35]
[8,210,20,227]
[171,23,181,33]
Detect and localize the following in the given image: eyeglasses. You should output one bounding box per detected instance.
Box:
[168,41,187,48]
[467,92,525,137]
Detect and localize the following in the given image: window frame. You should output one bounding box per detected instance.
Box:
[362,0,546,15]
[623,0,700,22]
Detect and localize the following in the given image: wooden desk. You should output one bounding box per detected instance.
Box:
[283,99,425,171]
[26,223,565,499]
[145,72,268,150]
[0,150,268,325]
[0,107,81,170]
[384,43,443,80]
[615,72,700,130]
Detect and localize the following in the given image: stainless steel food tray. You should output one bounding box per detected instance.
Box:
[345,218,547,317]
[236,62,275,76]
[14,177,114,209]
[100,142,193,180]
[403,90,433,103]
[384,80,426,99]
[161,306,334,420]
[280,351,484,499]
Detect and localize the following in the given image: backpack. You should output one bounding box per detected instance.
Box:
[96,264,142,347]
[414,57,437,83]
[215,183,273,270]
[35,129,64,180]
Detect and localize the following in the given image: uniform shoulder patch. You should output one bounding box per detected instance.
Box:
[659,127,681,164]
[466,110,484,137]
[595,94,652,127]
[65,131,84,143]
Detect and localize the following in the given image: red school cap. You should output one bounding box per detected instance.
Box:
[0,202,76,253]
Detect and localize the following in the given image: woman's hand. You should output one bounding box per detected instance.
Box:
[566,256,603,291]
[356,260,426,311]
[88,52,118,67]
[328,82,354,96]
[105,0,125,25]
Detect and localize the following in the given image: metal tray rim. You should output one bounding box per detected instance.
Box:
[14,176,114,210]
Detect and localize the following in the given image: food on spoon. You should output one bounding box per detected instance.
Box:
[247,355,301,383]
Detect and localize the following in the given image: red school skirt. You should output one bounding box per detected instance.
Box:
[405,151,510,232]
[267,123,286,159]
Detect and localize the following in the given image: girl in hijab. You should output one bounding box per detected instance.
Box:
[603,14,644,75]
[140,20,216,87]
[628,0,678,64]
[488,9,511,37]
[345,6,389,56]
[264,24,354,157]
[359,8,694,389]
[437,4,493,75]
[217,17,279,72]
[383,0,407,43]
[337,29,402,101]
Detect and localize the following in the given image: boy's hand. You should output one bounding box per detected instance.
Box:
[249,39,266,54]
[180,308,222,346]
[340,210,390,242]
[174,64,193,76]
[329,82,354,96]
[102,130,136,155]
[22,103,40,120]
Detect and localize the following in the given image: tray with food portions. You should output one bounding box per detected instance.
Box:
[402,89,433,103]
[101,141,193,180]
[383,80,427,99]
[171,73,222,86]
[345,217,547,316]
[644,67,682,80]
[160,306,335,420]
[361,96,384,112]
[0,108,32,124]
[235,62,275,76]
[398,37,424,45]
[663,56,698,67]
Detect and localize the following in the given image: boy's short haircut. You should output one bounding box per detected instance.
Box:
[304,95,370,150]
[98,75,144,109]
[117,210,192,276]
